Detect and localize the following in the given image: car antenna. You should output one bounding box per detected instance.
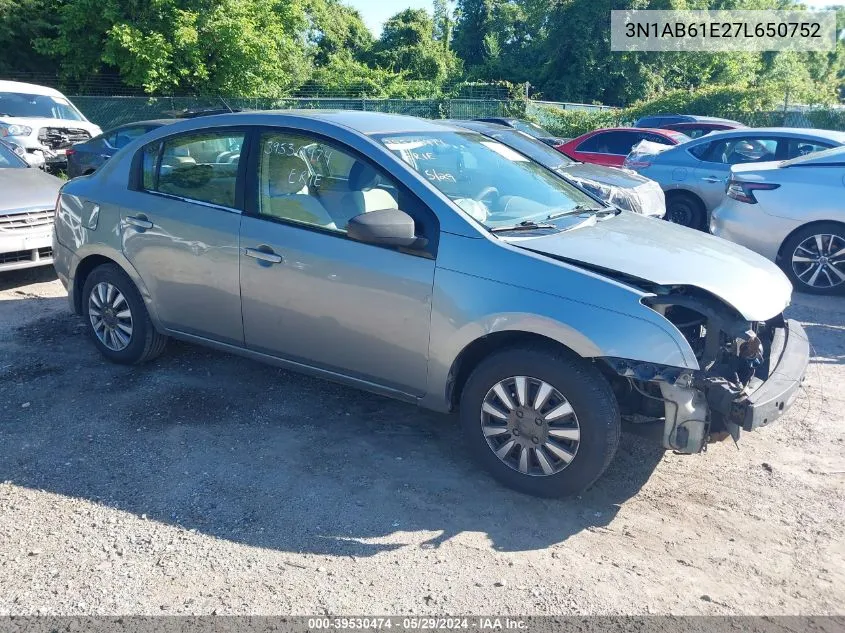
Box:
[219,97,234,113]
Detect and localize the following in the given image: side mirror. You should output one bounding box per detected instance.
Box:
[347,208,425,248]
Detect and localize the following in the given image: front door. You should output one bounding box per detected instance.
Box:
[121,128,247,345]
[239,128,436,395]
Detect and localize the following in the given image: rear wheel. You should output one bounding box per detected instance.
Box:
[666,192,705,230]
[81,264,167,364]
[459,347,620,498]
[780,223,845,295]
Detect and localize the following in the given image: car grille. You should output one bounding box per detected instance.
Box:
[37,127,91,150]
[0,208,55,232]
[0,247,52,264]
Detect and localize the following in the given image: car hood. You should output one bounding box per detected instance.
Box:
[0,168,63,211]
[559,163,653,188]
[0,116,101,136]
[502,211,792,321]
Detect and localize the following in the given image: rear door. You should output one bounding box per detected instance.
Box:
[689,135,785,211]
[120,128,248,345]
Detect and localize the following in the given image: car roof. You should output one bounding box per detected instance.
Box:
[444,119,512,132]
[637,114,743,125]
[133,110,467,136]
[110,119,177,130]
[579,127,680,136]
[688,127,845,143]
[0,80,67,97]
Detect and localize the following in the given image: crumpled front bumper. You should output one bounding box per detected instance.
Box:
[707,319,809,436]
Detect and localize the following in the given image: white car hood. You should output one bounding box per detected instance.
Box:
[504,211,793,322]
[0,116,101,136]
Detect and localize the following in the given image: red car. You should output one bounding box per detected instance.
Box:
[557,127,691,167]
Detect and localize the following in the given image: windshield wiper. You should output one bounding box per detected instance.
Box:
[546,205,605,220]
[490,220,558,233]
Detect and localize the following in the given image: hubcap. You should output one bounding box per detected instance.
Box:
[480,376,580,477]
[668,203,693,227]
[791,234,845,290]
[88,282,133,351]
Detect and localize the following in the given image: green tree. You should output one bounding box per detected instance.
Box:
[371,8,458,82]
[306,0,374,67]
[33,0,310,96]
[452,0,495,68]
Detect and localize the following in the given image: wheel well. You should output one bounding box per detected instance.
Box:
[447,331,581,410]
[776,220,845,262]
[72,255,115,314]
[665,189,702,206]
[83,169,96,175]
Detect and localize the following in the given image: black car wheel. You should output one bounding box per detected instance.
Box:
[460,346,620,498]
[81,263,168,363]
[781,223,845,295]
[666,192,705,230]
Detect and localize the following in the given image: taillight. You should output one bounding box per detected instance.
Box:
[726,179,780,204]
[65,148,75,156]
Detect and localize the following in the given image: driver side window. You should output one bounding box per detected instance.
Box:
[257,131,399,233]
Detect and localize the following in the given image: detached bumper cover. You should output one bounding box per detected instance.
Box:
[707,319,809,433]
[741,319,809,431]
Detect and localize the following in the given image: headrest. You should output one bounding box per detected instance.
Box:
[348,161,380,191]
[267,153,310,195]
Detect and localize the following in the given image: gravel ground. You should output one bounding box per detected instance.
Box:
[0,266,843,616]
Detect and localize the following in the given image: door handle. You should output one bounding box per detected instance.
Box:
[701,176,724,183]
[126,215,154,230]
[244,247,283,264]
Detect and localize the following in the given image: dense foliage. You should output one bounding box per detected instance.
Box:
[0,0,842,106]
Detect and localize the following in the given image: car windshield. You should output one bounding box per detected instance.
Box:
[490,129,575,168]
[509,120,554,138]
[376,130,602,230]
[0,141,27,168]
[0,91,85,121]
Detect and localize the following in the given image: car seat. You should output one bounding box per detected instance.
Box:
[261,152,337,230]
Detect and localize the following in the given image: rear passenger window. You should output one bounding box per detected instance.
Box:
[141,131,245,208]
[141,141,161,190]
[785,139,832,159]
[576,131,638,155]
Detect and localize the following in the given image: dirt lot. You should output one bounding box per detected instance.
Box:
[0,266,843,616]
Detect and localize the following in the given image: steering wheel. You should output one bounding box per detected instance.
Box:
[477,186,499,206]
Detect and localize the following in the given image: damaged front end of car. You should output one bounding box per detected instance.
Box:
[603,286,809,454]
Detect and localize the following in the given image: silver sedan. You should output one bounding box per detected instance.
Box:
[711,145,845,295]
[627,127,845,229]
[53,111,808,497]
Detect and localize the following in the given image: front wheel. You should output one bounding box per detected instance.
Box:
[459,347,621,498]
[780,223,845,295]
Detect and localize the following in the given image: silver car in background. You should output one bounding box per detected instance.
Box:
[712,145,845,295]
[53,111,808,498]
[0,140,63,271]
[626,127,845,229]
[447,119,665,218]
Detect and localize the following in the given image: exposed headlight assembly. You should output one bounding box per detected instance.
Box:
[0,123,34,137]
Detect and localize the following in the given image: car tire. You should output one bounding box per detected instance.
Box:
[780,223,845,295]
[459,346,620,498]
[666,192,705,230]
[81,263,167,364]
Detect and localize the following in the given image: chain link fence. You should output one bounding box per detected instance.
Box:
[70,96,530,130]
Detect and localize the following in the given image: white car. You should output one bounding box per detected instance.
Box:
[711,145,845,295]
[0,80,102,170]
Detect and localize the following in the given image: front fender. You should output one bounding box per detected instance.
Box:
[421,266,698,412]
